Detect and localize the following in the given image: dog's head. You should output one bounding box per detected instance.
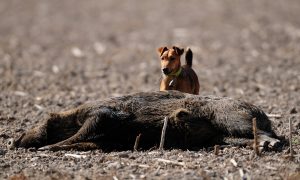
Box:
[157,46,184,75]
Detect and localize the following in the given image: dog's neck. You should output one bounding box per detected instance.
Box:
[161,67,183,89]
[163,67,182,78]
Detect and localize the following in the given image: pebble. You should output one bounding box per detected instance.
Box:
[107,161,121,169]
[30,157,40,161]
[118,151,131,158]
[94,42,106,55]
[0,149,6,155]
[71,47,84,58]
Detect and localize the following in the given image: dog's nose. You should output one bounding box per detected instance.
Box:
[162,68,170,75]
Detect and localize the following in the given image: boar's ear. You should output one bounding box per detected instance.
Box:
[48,112,60,118]
[172,46,184,56]
[173,108,191,119]
[157,46,168,57]
[7,137,17,149]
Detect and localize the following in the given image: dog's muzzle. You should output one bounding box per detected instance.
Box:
[162,68,170,75]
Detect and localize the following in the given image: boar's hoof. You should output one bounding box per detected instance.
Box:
[38,144,68,151]
[38,145,51,151]
[258,134,282,152]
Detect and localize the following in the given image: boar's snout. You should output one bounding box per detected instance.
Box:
[7,138,17,150]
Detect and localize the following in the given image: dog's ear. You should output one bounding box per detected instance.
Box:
[157,46,168,57]
[172,46,184,56]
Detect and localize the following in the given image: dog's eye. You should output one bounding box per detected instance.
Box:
[170,57,175,61]
[161,57,165,60]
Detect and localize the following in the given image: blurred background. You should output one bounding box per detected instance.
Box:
[1,0,300,120]
[1,0,299,98]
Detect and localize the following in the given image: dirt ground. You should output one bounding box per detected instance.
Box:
[0,0,299,179]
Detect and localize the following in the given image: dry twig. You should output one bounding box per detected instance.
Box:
[159,117,168,151]
[266,114,282,118]
[252,118,260,156]
[214,145,220,155]
[289,117,294,159]
[156,158,185,167]
[230,159,238,167]
[133,133,141,151]
[65,153,87,159]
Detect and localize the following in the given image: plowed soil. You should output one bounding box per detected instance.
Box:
[0,0,299,179]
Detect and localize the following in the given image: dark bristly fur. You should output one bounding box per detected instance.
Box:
[10,91,282,151]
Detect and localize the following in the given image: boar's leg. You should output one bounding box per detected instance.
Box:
[38,107,130,151]
[39,142,101,151]
[9,109,81,149]
[257,132,283,151]
[223,130,282,151]
[38,114,101,151]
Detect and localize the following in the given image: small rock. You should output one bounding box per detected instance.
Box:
[94,42,106,55]
[52,65,60,74]
[71,47,84,58]
[30,157,40,161]
[0,149,7,155]
[107,161,121,169]
[36,96,42,101]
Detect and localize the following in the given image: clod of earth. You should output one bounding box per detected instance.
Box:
[8,91,283,152]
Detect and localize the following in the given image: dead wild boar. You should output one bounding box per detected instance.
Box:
[8,90,282,151]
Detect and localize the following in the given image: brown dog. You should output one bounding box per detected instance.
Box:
[157,46,200,95]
